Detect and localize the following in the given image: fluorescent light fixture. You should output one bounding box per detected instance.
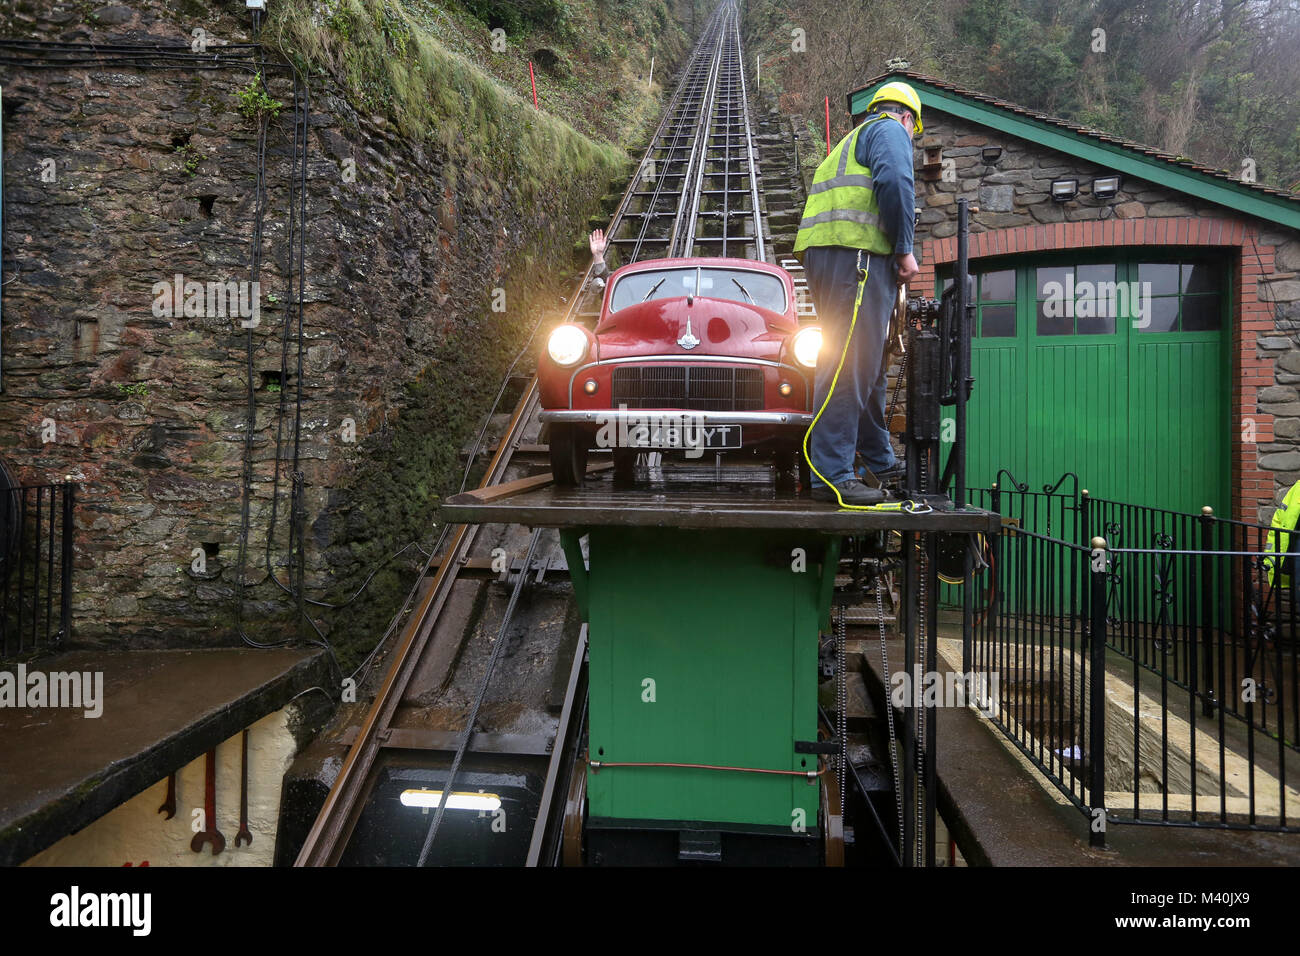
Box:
[1050,178,1078,202]
[981,146,1002,164]
[1091,175,1121,199]
[400,789,502,812]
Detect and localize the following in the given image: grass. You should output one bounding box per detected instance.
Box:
[266,0,666,200]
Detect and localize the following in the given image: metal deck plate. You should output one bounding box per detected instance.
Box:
[441,464,1002,533]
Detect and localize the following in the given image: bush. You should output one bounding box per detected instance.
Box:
[463,0,569,34]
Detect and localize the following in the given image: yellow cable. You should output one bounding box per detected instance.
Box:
[802,254,913,512]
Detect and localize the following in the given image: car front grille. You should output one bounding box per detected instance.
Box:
[610,365,765,411]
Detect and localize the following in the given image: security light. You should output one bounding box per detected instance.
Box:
[981,146,1002,165]
[1050,179,1079,202]
[1092,175,1121,199]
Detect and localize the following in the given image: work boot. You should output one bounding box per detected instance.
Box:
[857,457,906,488]
[812,479,888,506]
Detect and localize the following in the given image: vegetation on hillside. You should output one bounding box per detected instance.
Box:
[745,0,1300,193]
[268,0,690,195]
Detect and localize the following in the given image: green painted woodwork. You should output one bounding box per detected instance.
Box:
[943,254,1229,522]
[849,78,1300,231]
[559,529,590,619]
[580,526,832,828]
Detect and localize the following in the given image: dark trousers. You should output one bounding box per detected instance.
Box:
[804,245,899,487]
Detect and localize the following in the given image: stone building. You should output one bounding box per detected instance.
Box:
[851,71,1300,524]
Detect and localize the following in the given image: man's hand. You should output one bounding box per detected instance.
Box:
[895,252,919,285]
[590,228,607,262]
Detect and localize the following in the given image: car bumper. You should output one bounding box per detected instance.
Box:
[540,409,812,452]
[539,410,813,427]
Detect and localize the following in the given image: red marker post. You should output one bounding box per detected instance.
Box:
[824,96,830,155]
[529,61,538,109]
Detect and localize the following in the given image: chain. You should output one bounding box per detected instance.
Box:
[914,451,929,866]
[835,604,848,820]
[885,343,909,439]
[875,572,904,854]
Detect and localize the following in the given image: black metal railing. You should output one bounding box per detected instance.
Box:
[963,472,1298,837]
[968,524,1102,833]
[1,483,75,659]
[968,469,1083,542]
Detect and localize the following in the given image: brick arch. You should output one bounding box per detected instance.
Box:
[921,216,1247,266]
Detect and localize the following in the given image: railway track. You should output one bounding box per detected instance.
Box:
[293,0,776,867]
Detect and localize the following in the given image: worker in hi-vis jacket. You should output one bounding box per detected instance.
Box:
[795,81,922,505]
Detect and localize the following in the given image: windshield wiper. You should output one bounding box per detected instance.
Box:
[641,277,667,302]
[731,277,754,302]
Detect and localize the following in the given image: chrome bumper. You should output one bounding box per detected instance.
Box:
[539,409,813,427]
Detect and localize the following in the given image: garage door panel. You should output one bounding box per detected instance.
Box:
[1028,341,1123,500]
[1130,337,1225,515]
[965,345,1024,493]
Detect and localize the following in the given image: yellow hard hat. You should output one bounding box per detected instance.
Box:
[867,81,923,135]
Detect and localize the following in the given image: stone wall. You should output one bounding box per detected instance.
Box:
[0,2,628,659]
[906,112,1300,522]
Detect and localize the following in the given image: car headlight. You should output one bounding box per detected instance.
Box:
[547,325,588,367]
[793,327,822,369]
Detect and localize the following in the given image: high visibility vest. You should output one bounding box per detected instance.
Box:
[794,113,894,259]
[1266,480,1300,586]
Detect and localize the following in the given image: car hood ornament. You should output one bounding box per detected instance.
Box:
[677,316,700,350]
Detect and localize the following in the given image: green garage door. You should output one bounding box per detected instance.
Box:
[944,255,1230,520]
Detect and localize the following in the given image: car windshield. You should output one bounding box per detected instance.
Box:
[609,266,786,314]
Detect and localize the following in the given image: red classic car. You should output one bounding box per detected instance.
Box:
[539,257,820,486]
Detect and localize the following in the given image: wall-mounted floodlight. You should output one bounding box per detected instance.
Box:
[1050,179,1079,202]
[1091,175,1121,199]
[981,146,1002,165]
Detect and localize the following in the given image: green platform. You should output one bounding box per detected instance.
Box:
[441,468,1000,838]
[563,526,838,830]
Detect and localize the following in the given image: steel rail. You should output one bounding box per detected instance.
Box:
[671,14,725,258]
[732,8,767,262]
[622,12,725,263]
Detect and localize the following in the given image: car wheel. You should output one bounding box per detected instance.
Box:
[549,424,589,486]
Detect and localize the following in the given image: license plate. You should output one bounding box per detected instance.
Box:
[618,415,742,451]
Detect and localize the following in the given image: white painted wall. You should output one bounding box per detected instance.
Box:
[23,706,297,867]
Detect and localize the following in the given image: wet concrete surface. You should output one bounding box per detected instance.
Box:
[861,638,1300,866]
[0,647,328,865]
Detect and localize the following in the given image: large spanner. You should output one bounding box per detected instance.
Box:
[190,749,225,855]
[157,772,176,820]
[235,730,252,847]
